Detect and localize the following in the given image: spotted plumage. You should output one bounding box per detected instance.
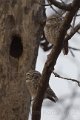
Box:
[26,70,58,102]
[44,15,68,55]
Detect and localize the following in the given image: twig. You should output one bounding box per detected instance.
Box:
[47,0,65,16]
[36,0,72,11]
[48,3,62,16]
[69,45,80,57]
[48,0,72,11]
[72,13,77,28]
[65,23,80,41]
[69,46,80,51]
[60,0,65,5]
[53,72,80,86]
[70,24,80,35]
[69,49,75,57]
[35,1,52,6]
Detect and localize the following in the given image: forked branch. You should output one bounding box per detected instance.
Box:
[32,0,80,120]
[53,72,80,86]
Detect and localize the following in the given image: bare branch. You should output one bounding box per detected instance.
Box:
[36,1,52,6]
[36,0,72,11]
[53,72,80,86]
[72,13,77,28]
[69,49,75,57]
[48,3,62,16]
[32,0,80,120]
[60,0,65,5]
[69,46,80,51]
[65,23,80,41]
[48,0,73,11]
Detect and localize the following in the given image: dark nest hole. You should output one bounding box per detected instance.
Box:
[10,34,23,59]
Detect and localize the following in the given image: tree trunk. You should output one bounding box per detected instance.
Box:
[0,0,45,119]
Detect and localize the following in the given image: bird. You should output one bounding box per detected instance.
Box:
[44,15,68,55]
[26,70,58,102]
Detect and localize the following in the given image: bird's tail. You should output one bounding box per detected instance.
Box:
[45,86,58,102]
[63,40,69,55]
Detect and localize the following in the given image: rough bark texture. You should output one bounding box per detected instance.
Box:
[0,0,45,119]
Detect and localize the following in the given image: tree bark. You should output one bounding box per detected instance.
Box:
[0,0,45,119]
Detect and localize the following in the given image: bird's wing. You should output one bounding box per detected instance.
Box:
[45,86,58,102]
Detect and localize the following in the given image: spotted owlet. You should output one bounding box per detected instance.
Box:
[26,70,58,102]
[44,15,68,55]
